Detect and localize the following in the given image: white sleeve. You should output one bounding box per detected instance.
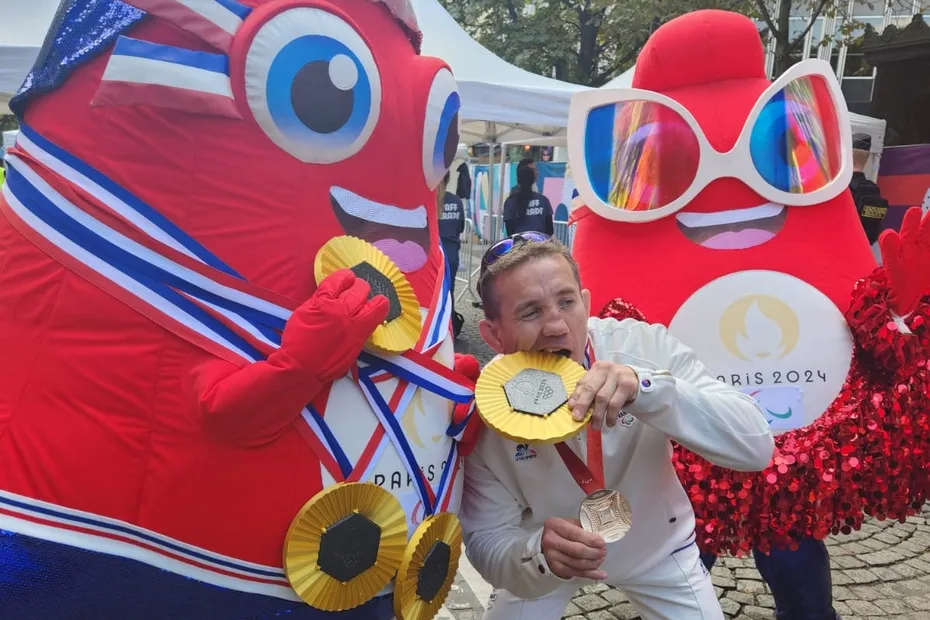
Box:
[458,444,570,600]
[622,325,775,472]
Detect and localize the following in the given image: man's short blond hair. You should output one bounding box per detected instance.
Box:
[478,237,581,319]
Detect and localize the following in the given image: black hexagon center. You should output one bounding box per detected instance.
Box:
[317,512,382,583]
[416,540,451,602]
[291,60,354,135]
[351,261,402,322]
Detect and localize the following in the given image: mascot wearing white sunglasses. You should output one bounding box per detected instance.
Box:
[569,10,930,620]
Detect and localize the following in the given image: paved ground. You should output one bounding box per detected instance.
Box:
[440,270,930,620]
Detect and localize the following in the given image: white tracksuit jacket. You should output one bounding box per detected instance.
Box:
[459,317,775,600]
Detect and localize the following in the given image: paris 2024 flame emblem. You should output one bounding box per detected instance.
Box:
[669,271,854,432]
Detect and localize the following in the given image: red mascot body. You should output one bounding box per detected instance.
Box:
[570,10,930,617]
[0,1,478,618]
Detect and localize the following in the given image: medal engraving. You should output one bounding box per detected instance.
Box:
[579,489,633,544]
[504,369,568,418]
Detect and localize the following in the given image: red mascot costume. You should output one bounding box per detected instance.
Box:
[0,1,480,619]
[569,10,930,619]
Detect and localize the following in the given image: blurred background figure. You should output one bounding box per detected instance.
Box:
[438,171,466,337]
[503,162,553,236]
[849,133,889,249]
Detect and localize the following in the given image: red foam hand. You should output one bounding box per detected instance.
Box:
[880,207,930,316]
[453,353,483,457]
[193,269,388,446]
[454,352,480,383]
[279,269,389,382]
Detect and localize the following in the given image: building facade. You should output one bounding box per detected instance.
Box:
[764,0,929,114]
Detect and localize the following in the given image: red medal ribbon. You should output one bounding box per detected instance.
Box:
[554,340,604,495]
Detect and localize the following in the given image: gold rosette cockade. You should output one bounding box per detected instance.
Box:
[475,351,591,444]
[314,236,422,353]
[393,513,463,620]
[283,482,408,611]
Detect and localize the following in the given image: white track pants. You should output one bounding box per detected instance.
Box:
[483,541,724,620]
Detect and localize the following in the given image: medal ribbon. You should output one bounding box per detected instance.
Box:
[553,341,605,495]
[2,124,474,496]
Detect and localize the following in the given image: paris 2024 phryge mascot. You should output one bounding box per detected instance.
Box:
[569,10,930,620]
[0,1,481,619]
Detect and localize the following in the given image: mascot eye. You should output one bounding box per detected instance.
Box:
[244,8,381,164]
[422,69,460,190]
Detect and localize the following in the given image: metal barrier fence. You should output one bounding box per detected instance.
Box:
[454,213,575,307]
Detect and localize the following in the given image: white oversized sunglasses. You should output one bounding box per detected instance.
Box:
[567,59,853,223]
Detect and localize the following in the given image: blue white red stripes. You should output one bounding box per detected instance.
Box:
[3,125,473,500]
[95,37,240,118]
[14,124,234,271]
[359,350,474,405]
[120,0,250,52]
[0,489,297,600]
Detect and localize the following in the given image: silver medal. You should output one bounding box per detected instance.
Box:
[503,369,568,418]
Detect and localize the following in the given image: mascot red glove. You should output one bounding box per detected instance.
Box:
[193,269,389,446]
[569,10,930,555]
[881,208,930,316]
[0,0,474,618]
[452,353,483,457]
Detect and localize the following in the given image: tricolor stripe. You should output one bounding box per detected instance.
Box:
[94,37,240,119]
[121,0,250,52]
[15,123,236,271]
[358,371,437,512]
[4,126,474,521]
[0,489,296,600]
[359,349,475,403]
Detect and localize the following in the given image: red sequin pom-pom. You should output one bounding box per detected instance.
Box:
[600,276,930,556]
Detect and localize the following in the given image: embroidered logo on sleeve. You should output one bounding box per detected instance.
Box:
[514,444,538,461]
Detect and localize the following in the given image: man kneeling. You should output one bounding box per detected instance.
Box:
[459,234,774,620]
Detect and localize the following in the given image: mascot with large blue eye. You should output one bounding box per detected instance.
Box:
[0,1,480,618]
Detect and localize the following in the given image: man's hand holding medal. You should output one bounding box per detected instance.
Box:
[475,349,639,580]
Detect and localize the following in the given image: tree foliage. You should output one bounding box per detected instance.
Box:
[439,0,914,85]
[439,0,756,86]
[0,115,17,132]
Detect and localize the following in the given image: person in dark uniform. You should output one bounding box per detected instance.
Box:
[438,171,465,295]
[503,164,554,236]
[849,133,888,245]
[508,157,537,196]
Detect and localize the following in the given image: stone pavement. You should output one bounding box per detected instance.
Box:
[441,290,930,620]
[561,506,930,620]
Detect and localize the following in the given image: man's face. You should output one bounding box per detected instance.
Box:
[479,255,592,364]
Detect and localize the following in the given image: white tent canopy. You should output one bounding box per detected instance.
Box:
[412,0,588,145]
[603,67,635,89]
[0,0,60,115]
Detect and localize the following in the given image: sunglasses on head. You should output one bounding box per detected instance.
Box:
[480,232,551,274]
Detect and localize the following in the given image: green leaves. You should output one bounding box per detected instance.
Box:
[437,0,913,84]
[438,0,761,85]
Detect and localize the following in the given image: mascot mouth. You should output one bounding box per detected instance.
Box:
[330,187,432,273]
[675,203,787,250]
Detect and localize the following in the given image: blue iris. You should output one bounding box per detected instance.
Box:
[266,35,372,151]
[430,91,461,179]
[750,90,794,192]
